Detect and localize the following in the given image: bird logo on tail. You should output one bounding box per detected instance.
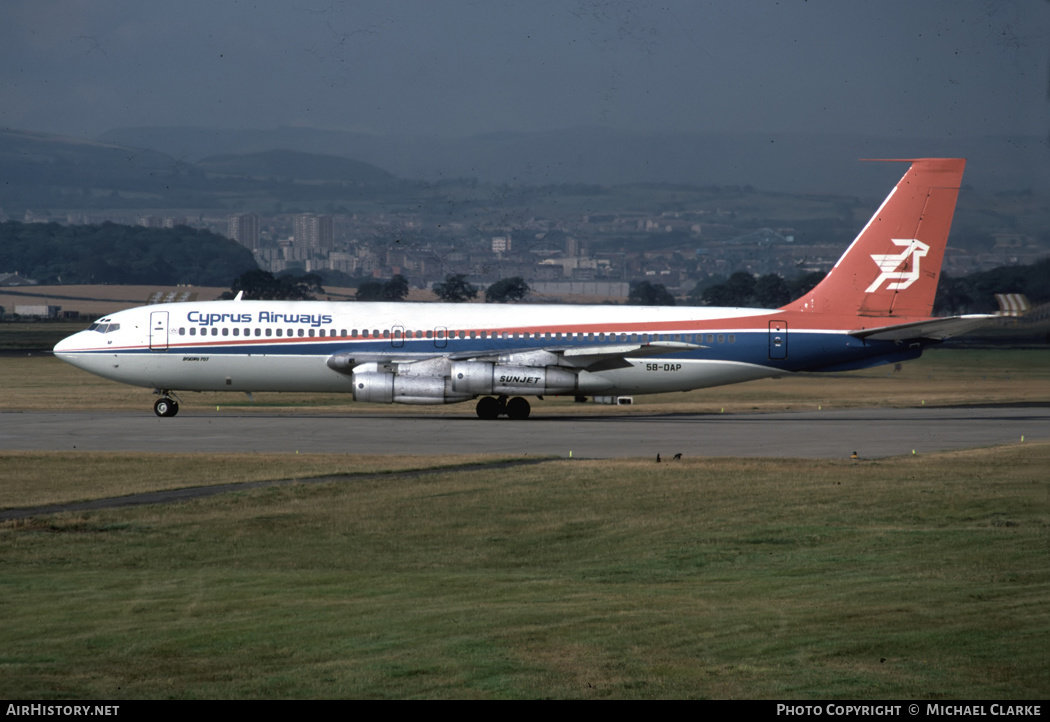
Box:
[866,239,929,293]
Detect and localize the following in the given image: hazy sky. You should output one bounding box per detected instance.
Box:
[3,0,1047,140]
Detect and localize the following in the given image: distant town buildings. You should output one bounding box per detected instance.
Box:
[228,213,260,251]
[7,184,1046,304]
[293,214,334,251]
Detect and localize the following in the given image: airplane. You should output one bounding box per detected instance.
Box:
[54,158,995,420]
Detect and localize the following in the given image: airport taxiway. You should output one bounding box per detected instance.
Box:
[1,406,1046,459]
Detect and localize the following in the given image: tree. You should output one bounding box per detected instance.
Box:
[700,271,755,306]
[383,274,409,301]
[226,269,319,300]
[354,279,385,301]
[433,274,478,302]
[485,276,530,303]
[628,280,676,306]
[355,274,410,302]
[283,272,324,298]
[753,273,792,308]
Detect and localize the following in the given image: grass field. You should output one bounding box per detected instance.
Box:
[1,344,1047,699]
[1,444,1047,699]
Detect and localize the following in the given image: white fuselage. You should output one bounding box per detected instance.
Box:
[54,299,810,401]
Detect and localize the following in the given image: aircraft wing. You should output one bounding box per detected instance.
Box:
[328,341,701,374]
[451,341,701,371]
[849,314,996,342]
[555,341,702,371]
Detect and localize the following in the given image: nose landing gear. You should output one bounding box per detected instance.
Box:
[153,391,180,417]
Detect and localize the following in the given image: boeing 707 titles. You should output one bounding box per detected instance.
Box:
[55,158,993,420]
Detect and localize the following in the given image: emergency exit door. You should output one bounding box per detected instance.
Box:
[150,311,169,351]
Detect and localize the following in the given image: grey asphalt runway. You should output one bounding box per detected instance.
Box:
[1,406,1047,459]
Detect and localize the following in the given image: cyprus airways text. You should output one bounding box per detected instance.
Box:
[187,311,333,328]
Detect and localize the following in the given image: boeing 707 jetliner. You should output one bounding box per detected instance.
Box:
[55,158,992,419]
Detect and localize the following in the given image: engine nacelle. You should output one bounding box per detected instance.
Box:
[352,371,394,403]
[351,371,471,405]
[450,361,579,396]
[353,362,595,405]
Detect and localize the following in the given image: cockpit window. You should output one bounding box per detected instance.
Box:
[89,322,120,333]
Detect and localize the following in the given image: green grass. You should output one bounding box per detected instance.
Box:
[1,444,1046,699]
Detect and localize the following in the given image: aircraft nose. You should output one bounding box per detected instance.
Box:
[53,331,87,359]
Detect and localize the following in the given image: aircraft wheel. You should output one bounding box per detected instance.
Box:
[154,398,179,417]
[506,396,531,420]
[476,396,500,420]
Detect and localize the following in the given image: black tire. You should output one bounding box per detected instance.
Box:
[476,396,500,420]
[154,398,179,417]
[506,396,531,420]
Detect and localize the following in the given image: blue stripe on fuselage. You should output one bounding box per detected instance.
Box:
[91,330,929,374]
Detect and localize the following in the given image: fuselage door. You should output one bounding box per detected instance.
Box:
[768,320,787,360]
[434,326,448,349]
[150,311,169,351]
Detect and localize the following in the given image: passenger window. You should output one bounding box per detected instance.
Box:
[232,328,239,337]
[265,328,272,337]
[729,334,736,343]
[179,328,185,336]
[299,329,306,337]
[308,329,315,337]
[190,328,196,336]
[211,328,218,336]
[717,334,724,343]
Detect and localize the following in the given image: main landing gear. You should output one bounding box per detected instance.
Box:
[153,391,180,417]
[475,395,531,420]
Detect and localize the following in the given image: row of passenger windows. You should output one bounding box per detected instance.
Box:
[176,327,737,343]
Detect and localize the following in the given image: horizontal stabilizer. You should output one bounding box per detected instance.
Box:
[849,314,995,342]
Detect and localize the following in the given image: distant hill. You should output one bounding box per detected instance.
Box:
[0,221,258,286]
[0,128,181,189]
[98,125,1050,196]
[0,129,402,211]
[197,149,397,184]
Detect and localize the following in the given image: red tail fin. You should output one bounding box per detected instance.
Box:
[786,158,965,319]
